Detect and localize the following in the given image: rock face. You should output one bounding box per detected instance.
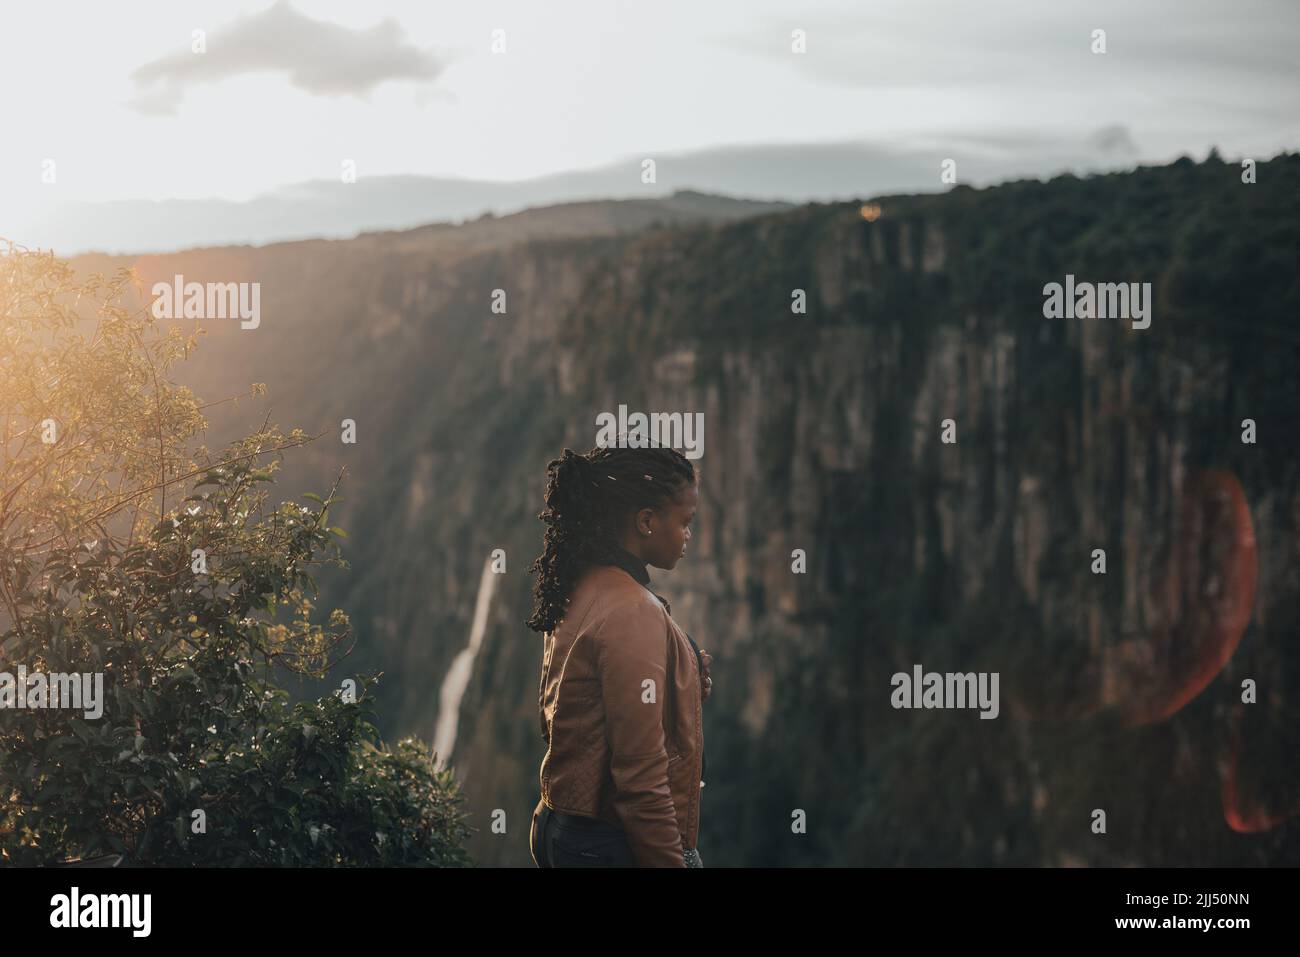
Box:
[74,156,1300,866]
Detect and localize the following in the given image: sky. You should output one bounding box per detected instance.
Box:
[1,0,1296,231]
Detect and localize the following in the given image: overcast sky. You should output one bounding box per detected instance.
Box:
[1,0,1296,224]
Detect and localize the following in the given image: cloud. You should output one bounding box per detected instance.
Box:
[127,0,444,115]
[712,0,1300,90]
[1087,124,1139,156]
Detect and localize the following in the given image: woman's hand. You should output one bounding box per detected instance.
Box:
[699,650,713,699]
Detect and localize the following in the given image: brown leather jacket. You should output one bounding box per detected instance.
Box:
[537,561,704,867]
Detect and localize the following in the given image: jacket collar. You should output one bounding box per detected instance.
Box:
[606,547,677,616]
[607,545,652,588]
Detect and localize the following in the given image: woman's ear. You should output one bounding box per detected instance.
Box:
[636,506,657,536]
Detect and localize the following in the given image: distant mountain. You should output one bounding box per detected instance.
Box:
[19,132,1144,255]
[68,188,795,272]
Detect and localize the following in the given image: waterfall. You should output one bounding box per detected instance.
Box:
[431,554,498,772]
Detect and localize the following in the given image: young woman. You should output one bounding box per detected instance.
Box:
[526,442,712,868]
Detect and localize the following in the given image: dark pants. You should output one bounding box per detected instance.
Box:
[530,797,637,867]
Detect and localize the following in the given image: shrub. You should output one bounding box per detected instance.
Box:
[0,241,472,866]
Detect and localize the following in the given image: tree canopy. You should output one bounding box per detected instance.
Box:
[0,241,472,866]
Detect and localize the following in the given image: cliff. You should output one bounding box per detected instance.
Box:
[68,156,1300,865]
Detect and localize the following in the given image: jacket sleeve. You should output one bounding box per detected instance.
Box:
[593,596,686,867]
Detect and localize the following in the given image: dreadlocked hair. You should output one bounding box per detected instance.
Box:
[525,442,697,633]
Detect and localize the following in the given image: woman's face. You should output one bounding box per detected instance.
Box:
[644,482,698,570]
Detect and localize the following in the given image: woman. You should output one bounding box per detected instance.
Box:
[526,442,712,867]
